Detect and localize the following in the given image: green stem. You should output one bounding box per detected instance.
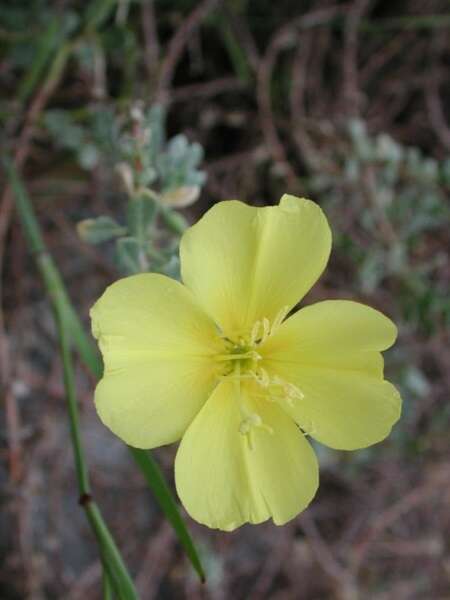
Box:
[5,159,206,583]
[85,502,137,599]
[6,160,101,377]
[5,158,138,599]
[102,564,114,600]
[54,302,138,599]
[55,302,90,495]
[17,17,61,104]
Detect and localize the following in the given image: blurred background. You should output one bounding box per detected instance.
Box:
[1,1,450,598]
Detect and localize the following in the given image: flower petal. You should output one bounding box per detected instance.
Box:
[91,273,223,448]
[275,368,401,450]
[262,300,397,377]
[175,380,318,531]
[180,195,331,337]
[262,301,401,450]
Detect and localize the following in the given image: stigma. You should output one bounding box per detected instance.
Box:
[213,307,304,447]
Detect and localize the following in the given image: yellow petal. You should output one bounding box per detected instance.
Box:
[262,301,401,450]
[262,300,397,377]
[91,273,223,448]
[175,380,318,531]
[180,195,331,337]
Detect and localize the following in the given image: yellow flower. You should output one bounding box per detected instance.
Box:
[91,195,401,531]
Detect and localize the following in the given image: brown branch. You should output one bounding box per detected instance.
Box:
[141,0,160,87]
[257,6,345,189]
[351,464,450,575]
[425,73,450,151]
[341,0,372,117]
[155,0,221,103]
[289,32,325,170]
[170,76,245,103]
[300,513,359,600]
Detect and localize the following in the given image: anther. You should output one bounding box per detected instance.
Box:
[261,318,271,343]
[249,320,261,346]
[272,305,290,331]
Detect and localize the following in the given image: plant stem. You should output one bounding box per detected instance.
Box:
[55,302,90,495]
[5,159,206,583]
[54,290,138,600]
[102,561,115,600]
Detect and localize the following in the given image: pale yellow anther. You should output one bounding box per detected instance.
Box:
[301,420,316,437]
[249,320,261,345]
[285,382,305,400]
[272,305,290,331]
[239,411,274,444]
[218,311,304,420]
[261,318,271,343]
[257,367,270,387]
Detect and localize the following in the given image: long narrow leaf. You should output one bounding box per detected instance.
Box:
[5,160,206,582]
[54,300,138,600]
[130,447,205,582]
[84,502,138,600]
[18,17,61,104]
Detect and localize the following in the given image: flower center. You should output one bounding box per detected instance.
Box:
[214,307,304,447]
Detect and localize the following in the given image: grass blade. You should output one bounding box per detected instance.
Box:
[130,447,205,582]
[55,300,138,600]
[17,17,61,104]
[5,160,206,582]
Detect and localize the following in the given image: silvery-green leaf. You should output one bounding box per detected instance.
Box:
[137,167,157,187]
[359,252,384,293]
[44,110,84,150]
[185,170,207,187]
[116,237,143,274]
[168,135,188,163]
[185,142,204,168]
[127,196,156,241]
[162,255,181,280]
[146,105,166,162]
[77,217,126,244]
[78,144,99,169]
[441,158,450,184]
[344,158,359,182]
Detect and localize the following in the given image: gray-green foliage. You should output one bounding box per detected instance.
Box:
[309,119,450,333]
[306,119,449,462]
[43,104,206,193]
[44,104,207,276]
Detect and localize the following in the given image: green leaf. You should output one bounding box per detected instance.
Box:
[145,105,166,163]
[44,109,85,151]
[129,448,205,583]
[101,565,115,600]
[116,237,143,274]
[83,0,117,32]
[7,160,138,600]
[17,17,60,104]
[159,204,189,236]
[85,503,139,600]
[6,160,206,583]
[78,216,127,244]
[127,196,156,241]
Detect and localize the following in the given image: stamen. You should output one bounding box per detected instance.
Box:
[250,371,305,407]
[214,350,261,362]
[261,318,271,344]
[239,412,274,449]
[249,320,261,346]
[271,305,290,331]
[301,420,316,437]
[256,367,270,387]
[215,308,303,433]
